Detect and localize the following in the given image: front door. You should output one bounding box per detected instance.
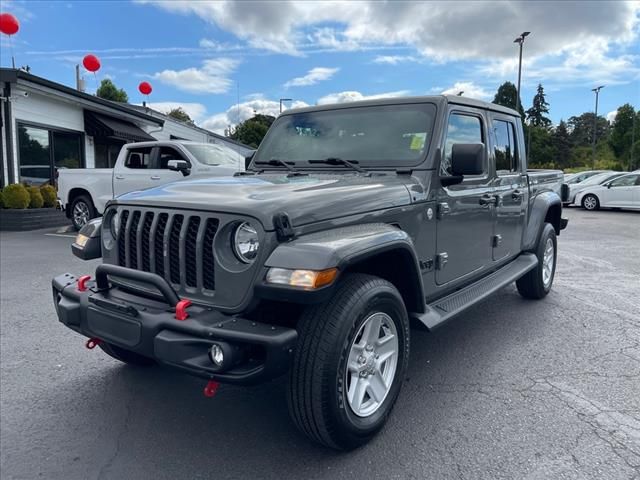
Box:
[601,174,639,207]
[489,115,527,261]
[436,109,495,285]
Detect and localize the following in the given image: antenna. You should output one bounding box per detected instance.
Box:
[237,80,240,125]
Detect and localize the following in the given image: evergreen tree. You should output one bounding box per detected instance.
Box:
[96,79,129,103]
[526,83,552,128]
[608,104,635,162]
[552,120,572,168]
[492,81,525,117]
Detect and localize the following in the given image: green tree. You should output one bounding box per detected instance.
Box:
[552,120,572,169]
[608,104,636,167]
[96,79,129,103]
[492,81,525,117]
[229,114,275,148]
[167,107,195,125]
[526,83,551,128]
[567,112,609,147]
[527,125,556,168]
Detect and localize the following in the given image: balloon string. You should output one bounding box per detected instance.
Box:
[94,71,98,93]
[9,35,15,69]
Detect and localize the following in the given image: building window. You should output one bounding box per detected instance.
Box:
[94,139,124,168]
[18,123,83,185]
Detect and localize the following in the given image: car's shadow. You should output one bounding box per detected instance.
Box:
[41,286,550,479]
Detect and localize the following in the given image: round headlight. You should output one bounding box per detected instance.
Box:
[232,222,259,263]
[109,210,120,240]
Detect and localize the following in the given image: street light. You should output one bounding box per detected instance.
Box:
[591,85,605,168]
[513,31,531,112]
[279,98,292,114]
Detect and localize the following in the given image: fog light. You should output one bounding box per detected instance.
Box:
[209,344,224,367]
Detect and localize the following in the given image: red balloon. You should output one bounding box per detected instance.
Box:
[138,81,152,95]
[82,54,101,72]
[0,13,20,35]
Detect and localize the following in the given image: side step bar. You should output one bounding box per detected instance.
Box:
[413,253,538,330]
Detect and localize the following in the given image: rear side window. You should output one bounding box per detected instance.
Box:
[124,148,152,169]
[441,113,484,176]
[493,120,518,173]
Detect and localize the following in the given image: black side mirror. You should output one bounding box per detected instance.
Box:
[245,151,256,169]
[607,183,612,189]
[72,218,102,260]
[167,159,191,176]
[451,143,485,176]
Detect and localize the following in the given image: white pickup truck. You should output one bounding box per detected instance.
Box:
[58,141,247,229]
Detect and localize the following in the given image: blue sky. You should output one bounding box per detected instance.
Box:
[1,0,639,133]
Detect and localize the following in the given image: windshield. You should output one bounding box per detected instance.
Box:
[182,143,245,169]
[580,172,617,186]
[254,103,437,167]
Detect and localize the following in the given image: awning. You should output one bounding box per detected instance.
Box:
[84,110,156,142]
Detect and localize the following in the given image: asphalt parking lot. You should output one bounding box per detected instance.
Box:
[1,208,639,480]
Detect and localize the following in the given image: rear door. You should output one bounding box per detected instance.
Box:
[113,146,156,197]
[436,108,495,285]
[489,114,528,261]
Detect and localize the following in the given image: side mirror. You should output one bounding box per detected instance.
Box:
[167,159,191,176]
[72,218,102,260]
[607,183,612,189]
[451,143,485,176]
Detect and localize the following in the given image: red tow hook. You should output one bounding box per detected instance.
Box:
[203,380,220,398]
[175,299,192,321]
[77,275,92,292]
[86,337,102,349]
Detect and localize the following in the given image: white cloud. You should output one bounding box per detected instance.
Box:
[144,102,208,122]
[373,55,418,65]
[201,98,310,134]
[152,58,240,94]
[284,67,339,88]
[440,82,492,100]
[607,110,618,123]
[316,90,411,105]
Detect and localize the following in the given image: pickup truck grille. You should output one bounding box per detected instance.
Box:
[116,208,219,294]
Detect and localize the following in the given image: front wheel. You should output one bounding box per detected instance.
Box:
[517,223,557,299]
[288,273,410,450]
[582,194,600,211]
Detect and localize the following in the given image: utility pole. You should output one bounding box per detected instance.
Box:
[591,85,604,169]
[279,98,292,114]
[513,31,530,112]
[631,111,637,171]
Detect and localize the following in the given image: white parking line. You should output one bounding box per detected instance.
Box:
[44,233,76,238]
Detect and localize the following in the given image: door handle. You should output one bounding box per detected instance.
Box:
[115,175,125,180]
[150,175,161,180]
[512,189,524,200]
[479,194,497,206]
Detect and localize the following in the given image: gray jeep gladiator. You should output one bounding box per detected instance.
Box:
[53,95,567,450]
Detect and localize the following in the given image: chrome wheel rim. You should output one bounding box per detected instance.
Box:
[584,196,596,210]
[73,202,90,227]
[542,238,555,287]
[345,312,398,418]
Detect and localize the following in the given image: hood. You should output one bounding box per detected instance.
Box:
[115,172,414,229]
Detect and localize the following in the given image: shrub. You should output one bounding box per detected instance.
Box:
[2,184,30,209]
[26,185,44,209]
[0,189,4,209]
[40,184,57,208]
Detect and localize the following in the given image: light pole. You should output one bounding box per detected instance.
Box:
[279,98,292,114]
[513,31,530,112]
[591,85,604,168]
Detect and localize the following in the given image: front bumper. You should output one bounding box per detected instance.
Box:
[52,266,297,385]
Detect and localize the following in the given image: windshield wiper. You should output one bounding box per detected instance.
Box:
[254,159,297,172]
[308,157,368,174]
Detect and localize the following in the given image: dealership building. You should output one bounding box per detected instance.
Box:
[0,68,252,188]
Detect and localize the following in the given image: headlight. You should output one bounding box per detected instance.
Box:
[109,210,120,240]
[232,222,259,263]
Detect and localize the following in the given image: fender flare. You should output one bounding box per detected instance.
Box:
[261,223,425,312]
[522,191,562,251]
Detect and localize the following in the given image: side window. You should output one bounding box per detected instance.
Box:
[441,113,484,176]
[158,146,187,169]
[124,147,152,169]
[493,120,518,174]
[610,175,638,187]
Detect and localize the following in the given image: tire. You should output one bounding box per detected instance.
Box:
[70,194,96,230]
[288,273,410,450]
[517,223,557,299]
[99,342,156,366]
[582,194,600,211]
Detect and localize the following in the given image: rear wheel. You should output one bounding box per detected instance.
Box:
[99,342,156,366]
[70,195,96,230]
[517,223,557,299]
[288,273,409,450]
[582,194,599,211]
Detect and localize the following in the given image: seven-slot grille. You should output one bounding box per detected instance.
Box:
[116,208,219,294]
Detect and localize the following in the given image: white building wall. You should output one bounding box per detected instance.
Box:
[1,102,7,185]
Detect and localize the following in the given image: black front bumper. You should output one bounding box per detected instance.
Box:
[52,266,297,385]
